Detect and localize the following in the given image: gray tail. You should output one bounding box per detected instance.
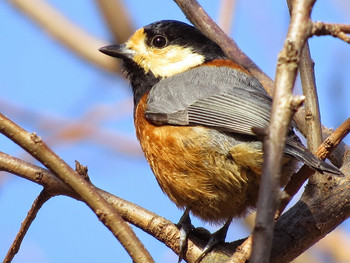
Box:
[284,140,342,175]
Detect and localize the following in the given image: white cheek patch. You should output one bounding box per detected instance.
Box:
[127,36,205,78]
[149,47,205,78]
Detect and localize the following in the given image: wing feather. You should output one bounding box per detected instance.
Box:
[145,65,273,136]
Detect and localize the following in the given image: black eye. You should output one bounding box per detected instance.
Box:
[151,35,168,48]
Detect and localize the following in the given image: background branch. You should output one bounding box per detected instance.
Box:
[217,0,236,34]
[95,0,134,43]
[7,0,119,72]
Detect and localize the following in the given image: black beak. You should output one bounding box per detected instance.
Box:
[99,44,135,60]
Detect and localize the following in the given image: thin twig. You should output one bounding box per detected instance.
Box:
[314,118,350,160]
[7,0,119,72]
[312,21,350,44]
[3,190,53,263]
[0,114,154,263]
[0,151,75,197]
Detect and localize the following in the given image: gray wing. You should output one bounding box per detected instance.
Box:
[145,65,341,175]
[145,65,273,136]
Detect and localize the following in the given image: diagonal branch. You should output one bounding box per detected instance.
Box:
[0,114,154,263]
[173,0,275,94]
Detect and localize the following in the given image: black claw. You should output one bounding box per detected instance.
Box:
[177,208,193,263]
[195,217,232,263]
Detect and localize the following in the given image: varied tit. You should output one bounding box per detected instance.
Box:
[99,20,340,262]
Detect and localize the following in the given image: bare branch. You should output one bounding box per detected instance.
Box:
[299,43,323,151]
[315,118,350,160]
[0,114,154,263]
[7,0,120,72]
[312,21,350,44]
[3,190,52,263]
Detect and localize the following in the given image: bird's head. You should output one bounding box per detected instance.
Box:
[99,20,226,103]
[100,20,226,78]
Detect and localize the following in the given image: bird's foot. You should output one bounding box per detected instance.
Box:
[195,217,232,263]
[177,208,193,263]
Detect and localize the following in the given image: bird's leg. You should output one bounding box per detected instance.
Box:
[195,217,233,263]
[177,208,193,263]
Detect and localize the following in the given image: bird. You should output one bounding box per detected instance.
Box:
[99,20,341,262]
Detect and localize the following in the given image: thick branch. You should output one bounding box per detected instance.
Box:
[2,147,350,263]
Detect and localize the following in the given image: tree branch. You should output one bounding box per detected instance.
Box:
[315,118,350,160]
[0,114,154,263]
[299,42,323,151]
[173,0,275,94]
[312,21,350,44]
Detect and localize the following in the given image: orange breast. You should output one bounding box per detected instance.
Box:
[134,94,263,223]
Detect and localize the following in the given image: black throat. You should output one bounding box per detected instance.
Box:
[122,59,160,108]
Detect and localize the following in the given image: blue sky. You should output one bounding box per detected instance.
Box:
[1,1,349,262]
